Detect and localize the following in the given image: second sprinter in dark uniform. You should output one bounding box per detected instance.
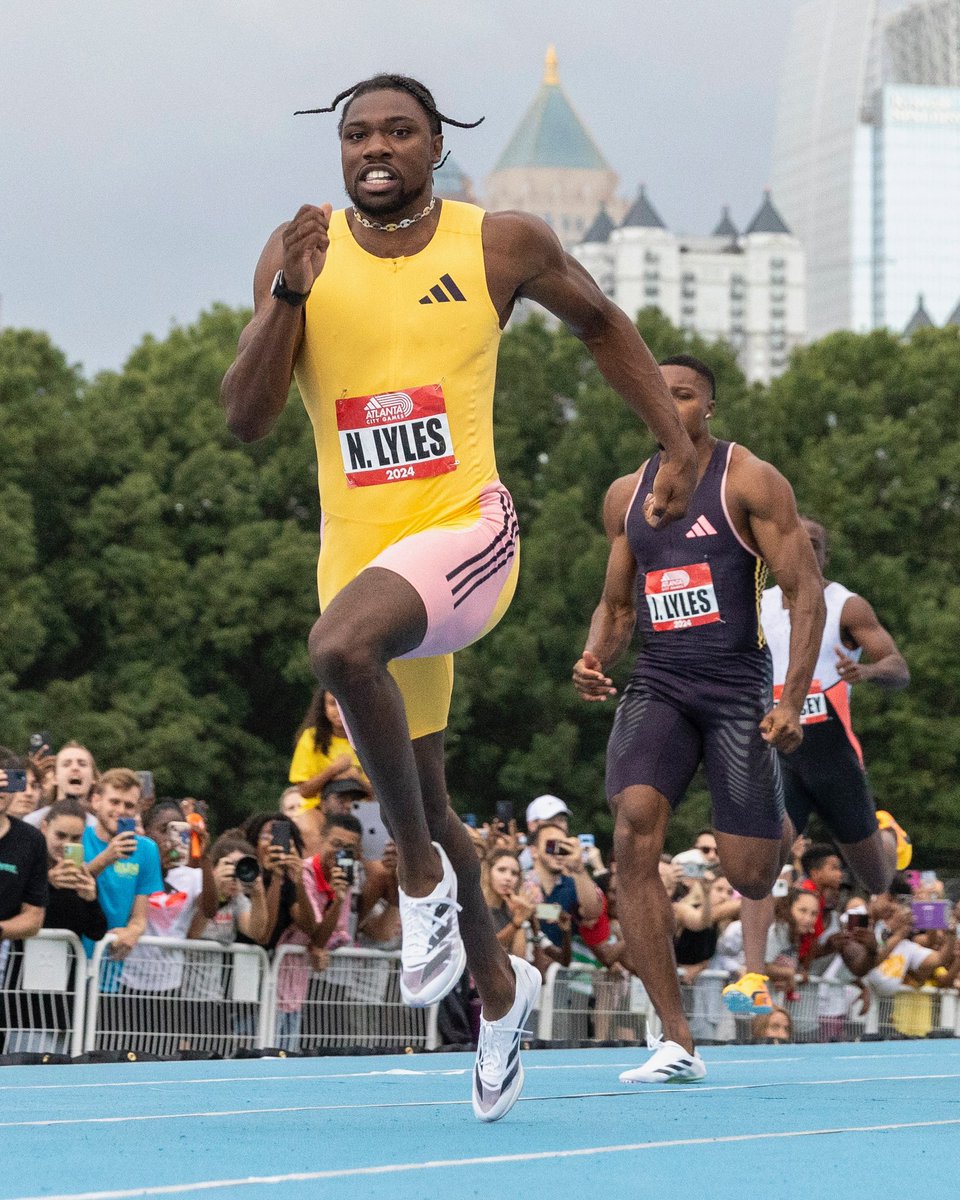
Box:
[573,355,826,1084]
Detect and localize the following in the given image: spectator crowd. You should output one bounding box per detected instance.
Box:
[1,703,958,1056]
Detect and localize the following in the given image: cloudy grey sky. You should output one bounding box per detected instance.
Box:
[1,0,796,375]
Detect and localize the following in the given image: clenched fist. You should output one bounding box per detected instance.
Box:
[281,204,333,294]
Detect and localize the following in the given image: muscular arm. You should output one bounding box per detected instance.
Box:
[732,451,826,751]
[485,212,696,526]
[569,869,603,924]
[838,596,910,690]
[574,475,639,699]
[220,204,332,442]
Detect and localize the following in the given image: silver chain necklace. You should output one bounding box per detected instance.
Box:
[351,196,437,232]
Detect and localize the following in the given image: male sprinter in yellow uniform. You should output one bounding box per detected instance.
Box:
[222,74,695,1122]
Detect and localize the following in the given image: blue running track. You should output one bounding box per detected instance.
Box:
[3,1041,958,1199]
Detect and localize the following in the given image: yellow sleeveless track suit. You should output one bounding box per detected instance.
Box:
[293,200,516,737]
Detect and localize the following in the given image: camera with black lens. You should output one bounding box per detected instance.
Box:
[234,855,261,886]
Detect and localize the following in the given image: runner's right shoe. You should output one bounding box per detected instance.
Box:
[398,841,466,1007]
[722,971,773,1014]
[619,1033,706,1084]
[876,810,913,870]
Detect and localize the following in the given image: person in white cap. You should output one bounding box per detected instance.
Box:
[519,795,570,871]
[525,794,571,834]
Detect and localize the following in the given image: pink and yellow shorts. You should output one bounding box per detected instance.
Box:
[318,482,520,738]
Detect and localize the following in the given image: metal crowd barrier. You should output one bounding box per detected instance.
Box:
[538,961,647,1043]
[1,932,437,1057]
[540,963,960,1045]
[265,945,439,1052]
[0,929,88,1057]
[86,934,271,1057]
[4,934,957,1057]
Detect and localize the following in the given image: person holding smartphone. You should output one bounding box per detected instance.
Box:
[240,812,318,950]
[41,799,107,942]
[1,797,111,1055]
[82,769,162,967]
[0,758,48,952]
[240,812,320,1050]
[524,821,607,964]
[302,813,365,955]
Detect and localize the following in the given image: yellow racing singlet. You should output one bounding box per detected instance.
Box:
[294,200,502,585]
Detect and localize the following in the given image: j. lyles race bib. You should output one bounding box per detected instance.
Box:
[336,384,457,487]
[644,562,721,632]
[773,681,828,724]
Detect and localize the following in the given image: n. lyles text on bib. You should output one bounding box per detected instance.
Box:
[336,384,457,487]
[644,562,721,632]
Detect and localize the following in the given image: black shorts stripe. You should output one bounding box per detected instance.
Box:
[452,543,517,609]
[450,516,519,597]
[446,491,517,583]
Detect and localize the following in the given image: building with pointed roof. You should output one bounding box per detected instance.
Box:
[621,185,666,229]
[904,294,935,335]
[433,155,478,204]
[744,191,792,236]
[485,47,623,248]
[582,204,615,245]
[575,190,805,384]
[712,207,740,238]
[946,297,960,327]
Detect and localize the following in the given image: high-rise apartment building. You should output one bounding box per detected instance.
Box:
[772,0,960,336]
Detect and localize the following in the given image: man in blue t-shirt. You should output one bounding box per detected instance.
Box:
[525,820,604,952]
[83,769,162,965]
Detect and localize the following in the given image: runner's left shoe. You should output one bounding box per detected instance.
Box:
[472,955,541,1123]
[722,971,774,1014]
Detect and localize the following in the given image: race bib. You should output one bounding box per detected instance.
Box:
[644,562,721,632]
[336,384,457,487]
[773,681,828,724]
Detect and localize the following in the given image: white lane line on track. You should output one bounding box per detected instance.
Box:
[8,1050,936,1093]
[10,1118,960,1199]
[3,1071,958,1128]
[0,1059,806,1092]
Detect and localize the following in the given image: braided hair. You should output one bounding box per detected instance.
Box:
[295,74,483,167]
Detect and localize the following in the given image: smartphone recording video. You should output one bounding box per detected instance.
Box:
[271,819,292,854]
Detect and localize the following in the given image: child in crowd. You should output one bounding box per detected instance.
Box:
[797,844,845,969]
[289,690,370,804]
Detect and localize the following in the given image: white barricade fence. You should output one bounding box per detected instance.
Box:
[265,945,439,1052]
[537,962,648,1044]
[0,929,88,1057]
[540,961,960,1047]
[85,934,271,1057]
[8,934,954,1058]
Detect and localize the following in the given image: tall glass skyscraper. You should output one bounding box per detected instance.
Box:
[772,0,960,336]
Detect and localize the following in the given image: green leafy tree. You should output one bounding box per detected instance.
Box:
[2,311,956,860]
